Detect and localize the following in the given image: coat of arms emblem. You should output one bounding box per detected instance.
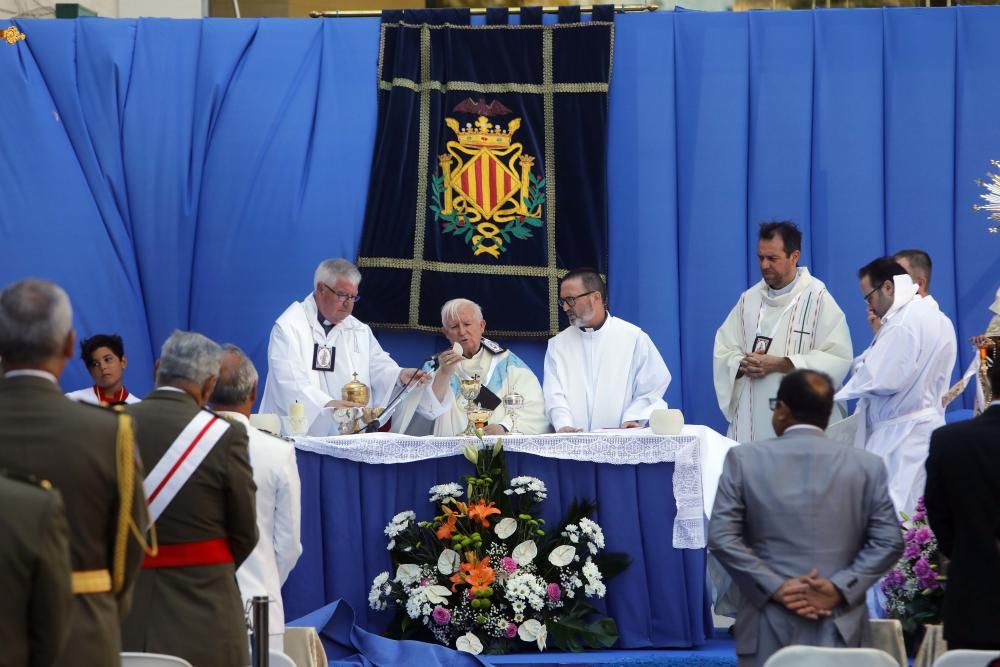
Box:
[430,99,546,258]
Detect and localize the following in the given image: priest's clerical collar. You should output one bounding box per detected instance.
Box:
[767,270,801,297]
[317,311,334,334]
[579,311,610,332]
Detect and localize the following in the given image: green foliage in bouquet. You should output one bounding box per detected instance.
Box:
[368,438,631,655]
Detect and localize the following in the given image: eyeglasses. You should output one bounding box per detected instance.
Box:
[320,283,361,303]
[863,282,885,304]
[558,291,596,308]
[769,397,778,410]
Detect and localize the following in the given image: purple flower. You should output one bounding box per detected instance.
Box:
[547,583,561,602]
[914,496,926,513]
[501,557,518,573]
[432,606,451,625]
[903,542,922,560]
[912,527,933,546]
[880,569,906,593]
[911,510,926,522]
[505,623,518,639]
[913,557,937,587]
[904,528,917,543]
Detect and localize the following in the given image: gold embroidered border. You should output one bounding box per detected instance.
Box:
[379,79,609,94]
[359,256,568,279]
[408,24,432,327]
[382,21,614,31]
[543,27,558,333]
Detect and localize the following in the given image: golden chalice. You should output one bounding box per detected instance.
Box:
[459,374,484,436]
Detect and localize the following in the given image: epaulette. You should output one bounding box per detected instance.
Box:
[481,336,506,355]
[0,467,53,490]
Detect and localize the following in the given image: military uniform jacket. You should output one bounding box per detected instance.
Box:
[0,473,73,667]
[0,375,146,667]
[122,389,257,667]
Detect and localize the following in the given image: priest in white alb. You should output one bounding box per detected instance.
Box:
[259,258,426,434]
[543,268,670,432]
[835,257,957,515]
[713,222,853,443]
[419,298,549,436]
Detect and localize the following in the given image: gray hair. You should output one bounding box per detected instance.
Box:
[0,279,73,365]
[211,343,259,406]
[441,298,483,326]
[314,259,361,289]
[155,330,223,386]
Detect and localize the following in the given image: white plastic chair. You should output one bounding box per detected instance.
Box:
[870,618,908,667]
[269,650,297,667]
[764,646,899,667]
[121,653,194,667]
[932,650,1000,667]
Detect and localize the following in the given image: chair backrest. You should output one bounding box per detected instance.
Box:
[121,653,194,667]
[764,646,900,667]
[249,413,281,435]
[933,650,1000,667]
[269,650,297,667]
[870,618,908,667]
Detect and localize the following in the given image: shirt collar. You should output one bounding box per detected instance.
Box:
[767,268,802,298]
[216,410,251,427]
[155,386,187,394]
[783,424,825,435]
[3,369,58,384]
[579,311,611,333]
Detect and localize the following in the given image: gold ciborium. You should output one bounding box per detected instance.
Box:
[342,372,371,433]
[458,374,484,436]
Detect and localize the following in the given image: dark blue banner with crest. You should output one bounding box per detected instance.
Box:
[355,6,614,338]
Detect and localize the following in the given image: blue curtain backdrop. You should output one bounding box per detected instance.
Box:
[1,9,997,433]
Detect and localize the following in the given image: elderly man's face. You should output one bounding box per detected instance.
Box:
[315,277,358,325]
[443,304,486,358]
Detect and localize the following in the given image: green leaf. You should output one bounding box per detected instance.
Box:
[464,228,474,243]
[524,217,544,228]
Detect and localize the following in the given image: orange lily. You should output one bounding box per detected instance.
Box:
[467,500,501,528]
[436,506,458,540]
[449,555,496,594]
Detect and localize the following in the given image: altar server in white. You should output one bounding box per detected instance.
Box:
[835,257,957,515]
[423,298,549,436]
[65,333,141,405]
[713,222,853,442]
[543,268,670,432]
[211,344,301,653]
[259,259,424,431]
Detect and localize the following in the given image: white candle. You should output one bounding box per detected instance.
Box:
[289,400,305,419]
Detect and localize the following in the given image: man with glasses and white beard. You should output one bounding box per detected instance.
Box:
[543,268,671,432]
[260,258,427,433]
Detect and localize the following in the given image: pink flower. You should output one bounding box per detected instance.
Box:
[420,577,431,586]
[912,527,933,545]
[432,606,451,625]
[501,557,518,573]
[505,623,518,639]
[903,542,922,560]
[911,510,926,522]
[547,583,561,602]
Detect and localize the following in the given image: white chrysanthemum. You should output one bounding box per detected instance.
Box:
[429,482,464,503]
[368,571,391,610]
[579,518,606,549]
[506,476,548,503]
[384,510,416,539]
[582,558,607,598]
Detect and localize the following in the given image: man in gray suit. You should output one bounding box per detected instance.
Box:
[709,370,903,667]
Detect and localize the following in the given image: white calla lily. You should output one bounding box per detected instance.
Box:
[455,632,484,655]
[511,540,538,565]
[548,544,577,567]
[517,619,548,650]
[494,517,517,539]
[437,549,461,575]
[394,563,421,584]
[424,585,452,605]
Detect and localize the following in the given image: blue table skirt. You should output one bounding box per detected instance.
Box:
[282,449,713,649]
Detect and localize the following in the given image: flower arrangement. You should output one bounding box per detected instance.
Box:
[368,438,630,654]
[880,496,945,636]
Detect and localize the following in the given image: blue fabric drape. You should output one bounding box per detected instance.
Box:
[283,449,712,649]
[1,8,997,433]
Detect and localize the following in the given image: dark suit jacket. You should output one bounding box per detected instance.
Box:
[122,389,257,667]
[708,427,903,667]
[924,404,1000,647]
[0,474,73,667]
[0,375,146,667]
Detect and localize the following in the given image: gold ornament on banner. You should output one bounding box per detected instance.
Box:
[973,160,1000,234]
[3,26,26,45]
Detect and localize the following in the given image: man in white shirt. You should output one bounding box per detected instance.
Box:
[421,299,549,436]
[713,222,853,442]
[65,334,141,405]
[543,268,670,432]
[211,344,301,653]
[835,257,957,515]
[259,258,426,433]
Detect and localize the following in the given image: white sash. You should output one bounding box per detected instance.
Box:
[144,411,230,522]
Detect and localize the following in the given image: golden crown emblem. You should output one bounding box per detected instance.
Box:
[3,26,26,45]
[448,116,521,150]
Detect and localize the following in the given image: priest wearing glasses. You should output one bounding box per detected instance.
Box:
[543,268,671,432]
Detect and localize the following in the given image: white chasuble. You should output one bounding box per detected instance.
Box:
[713,268,853,443]
[543,315,670,431]
[259,293,401,433]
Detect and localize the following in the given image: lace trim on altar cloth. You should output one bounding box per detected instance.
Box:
[294,432,706,549]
